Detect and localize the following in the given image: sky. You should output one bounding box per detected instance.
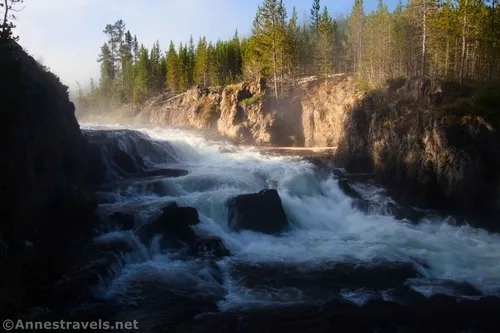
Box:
[15,0,398,91]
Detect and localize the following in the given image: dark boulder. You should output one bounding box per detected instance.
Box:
[107,211,135,230]
[189,235,230,259]
[386,202,425,223]
[139,202,200,248]
[337,178,363,199]
[227,189,289,234]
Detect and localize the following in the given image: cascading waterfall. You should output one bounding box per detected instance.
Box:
[83,123,500,312]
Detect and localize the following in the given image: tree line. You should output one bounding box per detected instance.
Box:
[79,0,500,108]
[347,0,500,87]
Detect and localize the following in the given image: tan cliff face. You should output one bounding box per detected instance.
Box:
[132,76,362,148]
[138,78,302,146]
[300,76,365,147]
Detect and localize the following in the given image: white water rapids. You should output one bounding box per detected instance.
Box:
[83,123,500,309]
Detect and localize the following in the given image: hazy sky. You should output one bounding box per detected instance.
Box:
[15,0,398,90]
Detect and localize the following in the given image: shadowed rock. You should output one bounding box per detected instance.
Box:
[189,235,231,259]
[138,202,200,248]
[227,189,289,234]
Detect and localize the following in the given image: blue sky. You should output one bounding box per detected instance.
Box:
[16,0,399,90]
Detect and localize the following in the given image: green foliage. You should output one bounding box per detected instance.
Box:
[166,41,179,93]
[133,45,151,103]
[240,93,264,106]
[314,6,336,80]
[83,0,500,113]
[355,80,371,91]
[195,97,220,125]
[346,0,500,85]
[251,0,288,97]
[310,0,321,33]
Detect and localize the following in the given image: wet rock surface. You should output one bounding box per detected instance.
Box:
[138,202,200,248]
[83,129,182,184]
[227,189,289,234]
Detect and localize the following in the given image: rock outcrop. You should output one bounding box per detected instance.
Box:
[133,79,302,146]
[139,202,200,248]
[0,41,97,315]
[227,189,289,234]
[83,129,182,183]
[301,76,363,147]
[333,77,500,228]
[138,202,230,257]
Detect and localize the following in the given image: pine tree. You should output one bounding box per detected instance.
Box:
[150,40,163,93]
[187,36,196,87]
[252,0,288,97]
[310,0,321,33]
[97,43,114,99]
[121,31,134,65]
[298,23,314,75]
[166,41,179,93]
[347,0,365,77]
[286,7,300,77]
[195,37,209,86]
[206,41,219,85]
[133,35,139,63]
[133,45,151,103]
[314,6,335,80]
[178,42,189,91]
[228,31,243,82]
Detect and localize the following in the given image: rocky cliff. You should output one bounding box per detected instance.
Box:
[120,78,302,146]
[0,41,96,315]
[296,75,500,227]
[333,78,500,228]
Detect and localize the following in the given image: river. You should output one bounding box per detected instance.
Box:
[82,123,500,318]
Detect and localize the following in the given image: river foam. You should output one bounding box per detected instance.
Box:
[83,123,500,309]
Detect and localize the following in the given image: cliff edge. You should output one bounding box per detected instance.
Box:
[0,40,96,315]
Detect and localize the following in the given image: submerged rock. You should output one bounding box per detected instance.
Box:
[189,235,231,259]
[107,211,135,230]
[139,202,200,248]
[227,189,289,234]
[337,178,363,199]
[83,129,180,184]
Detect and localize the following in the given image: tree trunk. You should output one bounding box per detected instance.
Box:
[490,0,497,80]
[460,0,468,84]
[280,51,284,97]
[421,0,427,76]
[2,0,8,35]
[445,36,450,77]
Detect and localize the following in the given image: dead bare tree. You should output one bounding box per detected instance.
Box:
[1,0,25,41]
